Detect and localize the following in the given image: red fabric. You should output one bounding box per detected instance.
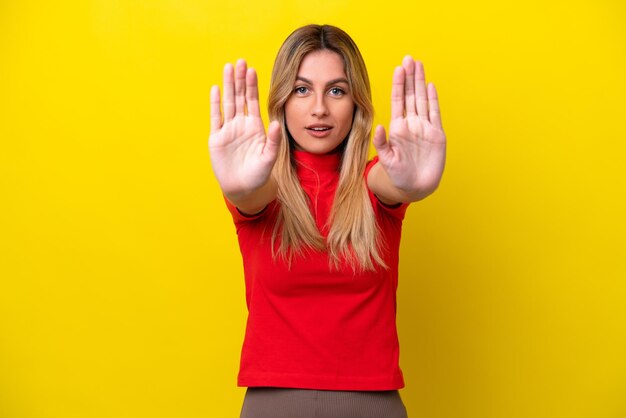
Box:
[224,150,409,391]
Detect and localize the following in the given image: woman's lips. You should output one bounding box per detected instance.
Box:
[305,125,333,138]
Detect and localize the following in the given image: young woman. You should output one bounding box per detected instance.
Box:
[209,24,446,418]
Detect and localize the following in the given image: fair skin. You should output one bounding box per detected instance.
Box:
[369,56,446,204]
[209,52,446,213]
[285,50,355,155]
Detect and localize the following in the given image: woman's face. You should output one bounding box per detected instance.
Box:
[285,50,355,154]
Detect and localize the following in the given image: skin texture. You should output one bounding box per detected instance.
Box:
[285,50,355,155]
[209,60,279,214]
[368,56,446,204]
[209,53,446,212]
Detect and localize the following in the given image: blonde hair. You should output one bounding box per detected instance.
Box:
[268,24,386,272]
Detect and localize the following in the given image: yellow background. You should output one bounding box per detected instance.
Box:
[1,0,625,417]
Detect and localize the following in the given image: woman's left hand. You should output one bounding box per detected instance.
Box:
[372,56,447,201]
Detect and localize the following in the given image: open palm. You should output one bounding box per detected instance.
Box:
[373,56,446,197]
[209,59,280,199]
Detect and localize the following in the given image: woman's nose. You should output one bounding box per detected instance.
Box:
[311,94,329,117]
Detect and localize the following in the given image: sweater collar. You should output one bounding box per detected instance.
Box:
[293,150,342,178]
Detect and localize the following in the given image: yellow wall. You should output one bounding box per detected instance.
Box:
[1,1,625,417]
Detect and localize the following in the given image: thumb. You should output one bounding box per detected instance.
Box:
[264,120,281,160]
[372,125,390,160]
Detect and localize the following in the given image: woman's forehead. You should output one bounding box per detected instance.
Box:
[297,50,347,81]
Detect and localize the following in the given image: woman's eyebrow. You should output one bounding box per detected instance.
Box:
[295,76,349,87]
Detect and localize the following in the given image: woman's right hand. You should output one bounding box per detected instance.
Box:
[209,59,280,205]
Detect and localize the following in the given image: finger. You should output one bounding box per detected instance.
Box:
[414,60,429,119]
[391,66,405,119]
[223,63,235,121]
[264,120,282,161]
[245,67,260,118]
[402,56,416,116]
[372,125,391,160]
[234,59,247,116]
[427,82,443,129]
[210,85,222,134]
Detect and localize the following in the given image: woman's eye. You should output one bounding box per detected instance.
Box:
[329,87,345,96]
[294,86,309,94]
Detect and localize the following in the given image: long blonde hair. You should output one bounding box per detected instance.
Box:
[268,24,386,272]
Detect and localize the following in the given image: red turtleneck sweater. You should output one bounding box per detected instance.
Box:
[224,150,409,390]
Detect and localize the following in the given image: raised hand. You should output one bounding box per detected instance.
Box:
[372,56,446,202]
[209,59,280,208]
